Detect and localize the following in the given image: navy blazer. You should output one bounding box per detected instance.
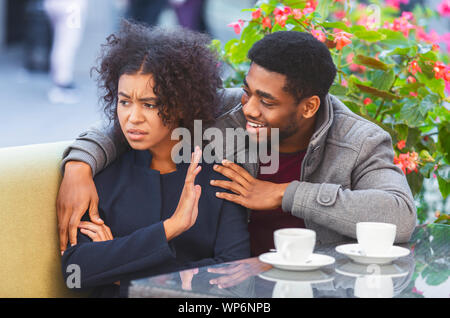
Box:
[61,149,250,297]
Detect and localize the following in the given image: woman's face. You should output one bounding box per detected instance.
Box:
[117,73,173,151]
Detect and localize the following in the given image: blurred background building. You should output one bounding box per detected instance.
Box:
[0,0,255,148]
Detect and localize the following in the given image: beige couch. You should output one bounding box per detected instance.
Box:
[0,141,87,297]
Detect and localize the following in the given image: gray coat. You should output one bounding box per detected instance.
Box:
[62,88,417,245]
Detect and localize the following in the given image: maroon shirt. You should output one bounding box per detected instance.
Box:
[248,150,307,257]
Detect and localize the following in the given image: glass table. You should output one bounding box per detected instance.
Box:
[128,224,449,298]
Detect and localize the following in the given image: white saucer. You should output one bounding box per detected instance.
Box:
[335,244,410,265]
[259,252,335,271]
[259,268,334,284]
[335,259,410,278]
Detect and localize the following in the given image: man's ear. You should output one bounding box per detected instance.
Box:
[301,96,320,118]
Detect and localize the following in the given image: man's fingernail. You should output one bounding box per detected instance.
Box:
[71,244,75,247]
[222,159,229,165]
[61,251,64,256]
[210,180,215,185]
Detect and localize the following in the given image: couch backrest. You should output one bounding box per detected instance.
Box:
[0,141,87,297]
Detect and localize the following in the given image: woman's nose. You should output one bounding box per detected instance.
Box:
[129,105,145,123]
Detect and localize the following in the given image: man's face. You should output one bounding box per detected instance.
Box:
[241,63,305,146]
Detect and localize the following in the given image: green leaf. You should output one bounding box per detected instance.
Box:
[416,72,445,98]
[378,29,411,46]
[400,99,426,127]
[354,30,386,42]
[354,54,392,71]
[329,83,348,96]
[385,46,418,57]
[315,0,331,23]
[322,21,351,32]
[419,162,436,178]
[260,3,276,14]
[437,174,450,198]
[372,69,395,91]
[418,94,439,117]
[394,124,409,141]
[354,83,399,100]
[406,171,424,197]
[438,123,450,163]
[437,165,450,182]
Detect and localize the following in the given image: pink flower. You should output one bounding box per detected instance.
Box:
[412,287,424,295]
[385,0,410,10]
[410,92,418,97]
[392,16,415,37]
[334,32,353,50]
[311,28,326,42]
[394,151,419,174]
[363,98,372,105]
[275,14,288,28]
[401,11,414,20]
[334,10,346,20]
[407,76,416,83]
[283,6,293,15]
[228,19,245,35]
[262,17,272,29]
[306,0,318,10]
[397,140,406,150]
[433,61,447,80]
[252,8,262,20]
[303,7,315,15]
[408,60,422,75]
[438,0,450,17]
[273,8,284,16]
[293,8,303,20]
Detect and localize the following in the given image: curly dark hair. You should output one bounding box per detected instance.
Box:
[93,20,222,136]
[248,31,337,106]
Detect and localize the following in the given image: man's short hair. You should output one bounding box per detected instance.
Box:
[248,31,337,105]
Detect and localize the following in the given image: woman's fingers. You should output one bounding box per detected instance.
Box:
[80,228,99,241]
[185,147,202,184]
[79,222,112,242]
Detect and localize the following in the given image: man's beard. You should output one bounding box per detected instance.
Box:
[278,116,300,142]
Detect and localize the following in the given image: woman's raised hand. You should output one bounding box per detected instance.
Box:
[163,147,202,241]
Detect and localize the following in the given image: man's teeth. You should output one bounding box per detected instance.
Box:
[248,122,266,128]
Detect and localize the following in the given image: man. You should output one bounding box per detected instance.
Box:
[57,31,416,256]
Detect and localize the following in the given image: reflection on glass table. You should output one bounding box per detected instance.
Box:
[128,224,449,298]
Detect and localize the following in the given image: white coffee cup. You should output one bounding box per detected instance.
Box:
[274,228,316,263]
[356,222,397,256]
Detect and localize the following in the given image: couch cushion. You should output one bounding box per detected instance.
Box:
[0,141,87,297]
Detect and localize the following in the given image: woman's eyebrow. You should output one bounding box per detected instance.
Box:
[118,92,157,102]
[118,92,131,98]
[138,97,158,102]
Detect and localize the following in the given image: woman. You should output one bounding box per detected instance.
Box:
[61,21,250,297]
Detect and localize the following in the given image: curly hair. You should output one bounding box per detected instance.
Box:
[248,31,337,106]
[93,20,222,137]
